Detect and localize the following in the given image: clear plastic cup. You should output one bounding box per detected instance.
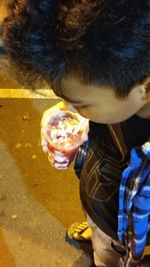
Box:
[44,110,89,169]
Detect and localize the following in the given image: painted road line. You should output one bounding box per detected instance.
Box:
[0,89,60,99]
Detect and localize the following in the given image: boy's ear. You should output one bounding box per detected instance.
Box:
[141,80,150,102]
[144,81,150,101]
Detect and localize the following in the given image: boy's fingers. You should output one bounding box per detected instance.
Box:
[41,139,48,147]
[42,145,48,153]
[41,138,48,153]
[41,128,49,153]
[41,127,49,143]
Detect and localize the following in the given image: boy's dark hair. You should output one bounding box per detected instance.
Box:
[3,0,150,98]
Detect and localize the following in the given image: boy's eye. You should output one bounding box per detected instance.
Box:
[73,104,90,111]
[73,103,86,108]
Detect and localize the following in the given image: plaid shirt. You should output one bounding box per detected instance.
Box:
[74,139,150,267]
[118,140,150,266]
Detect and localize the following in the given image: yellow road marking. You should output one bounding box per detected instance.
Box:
[0,89,59,99]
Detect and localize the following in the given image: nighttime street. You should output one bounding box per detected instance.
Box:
[0,1,150,266]
[0,89,93,267]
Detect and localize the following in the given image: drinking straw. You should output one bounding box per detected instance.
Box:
[72,117,87,135]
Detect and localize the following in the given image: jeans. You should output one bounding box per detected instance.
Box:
[86,214,126,267]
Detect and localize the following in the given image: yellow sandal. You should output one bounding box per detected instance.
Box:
[67,222,92,242]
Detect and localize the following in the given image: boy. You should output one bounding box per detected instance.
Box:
[3,0,150,266]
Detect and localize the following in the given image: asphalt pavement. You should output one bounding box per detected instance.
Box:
[0,95,93,267]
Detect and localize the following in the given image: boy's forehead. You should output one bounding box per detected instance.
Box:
[62,76,109,105]
[61,77,87,103]
[62,76,114,103]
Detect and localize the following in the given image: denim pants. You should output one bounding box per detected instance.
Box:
[86,214,126,267]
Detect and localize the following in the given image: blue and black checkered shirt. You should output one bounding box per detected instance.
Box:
[118,140,150,266]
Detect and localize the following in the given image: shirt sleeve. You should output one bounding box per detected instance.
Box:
[74,140,89,178]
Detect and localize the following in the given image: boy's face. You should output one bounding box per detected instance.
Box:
[62,77,146,124]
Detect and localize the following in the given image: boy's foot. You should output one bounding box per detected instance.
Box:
[67,222,92,242]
